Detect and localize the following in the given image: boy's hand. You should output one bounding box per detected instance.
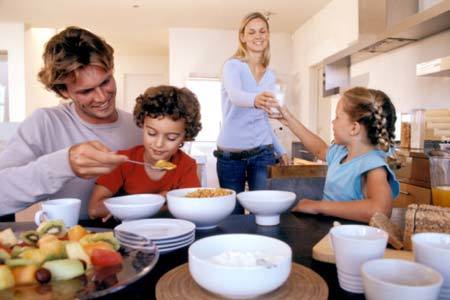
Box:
[69,141,128,179]
[292,199,320,214]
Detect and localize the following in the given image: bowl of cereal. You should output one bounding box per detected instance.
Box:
[189,234,292,299]
[166,188,236,230]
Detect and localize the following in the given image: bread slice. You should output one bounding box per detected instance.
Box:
[403,204,450,250]
[369,211,404,250]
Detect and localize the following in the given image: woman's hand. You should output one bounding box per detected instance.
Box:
[291,198,321,214]
[254,91,278,114]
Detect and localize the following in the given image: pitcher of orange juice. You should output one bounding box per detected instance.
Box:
[429,150,450,207]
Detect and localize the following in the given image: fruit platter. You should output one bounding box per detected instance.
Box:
[0,220,159,299]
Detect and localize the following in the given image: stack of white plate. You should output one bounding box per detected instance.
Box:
[114,219,196,254]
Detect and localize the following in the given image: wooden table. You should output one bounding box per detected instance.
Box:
[1,213,364,300]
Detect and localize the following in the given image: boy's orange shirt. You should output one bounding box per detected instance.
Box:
[96,145,200,195]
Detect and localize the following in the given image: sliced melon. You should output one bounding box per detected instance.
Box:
[66,242,91,268]
[42,259,84,281]
[0,228,17,247]
[67,225,89,242]
[79,232,119,251]
[0,265,15,290]
[11,264,38,286]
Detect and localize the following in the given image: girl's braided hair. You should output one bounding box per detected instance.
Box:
[133,85,202,141]
[342,87,397,152]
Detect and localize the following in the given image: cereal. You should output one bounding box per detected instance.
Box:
[186,188,232,198]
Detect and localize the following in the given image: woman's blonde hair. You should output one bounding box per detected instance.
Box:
[232,12,270,67]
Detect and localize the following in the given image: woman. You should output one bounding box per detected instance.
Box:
[215,12,288,214]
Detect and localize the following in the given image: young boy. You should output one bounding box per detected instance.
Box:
[88,85,202,219]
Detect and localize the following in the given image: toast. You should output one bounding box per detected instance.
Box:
[369,211,404,250]
[403,204,450,250]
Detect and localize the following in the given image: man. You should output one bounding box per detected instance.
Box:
[0,27,141,220]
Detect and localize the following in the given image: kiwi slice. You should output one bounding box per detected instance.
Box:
[37,220,66,238]
[20,230,40,245]
[79,232,120,251]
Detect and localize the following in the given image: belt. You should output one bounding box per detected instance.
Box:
[214,145,273,160]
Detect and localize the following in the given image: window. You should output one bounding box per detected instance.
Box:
[185,78,222,142]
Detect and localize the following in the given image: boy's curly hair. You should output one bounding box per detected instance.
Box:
[133,85,202,141]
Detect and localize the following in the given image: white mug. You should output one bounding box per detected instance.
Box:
[34,198,81,228]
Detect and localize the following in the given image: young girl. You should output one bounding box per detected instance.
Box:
[278,87,399,222]
[215,12,288,214]
[88,85,202,220]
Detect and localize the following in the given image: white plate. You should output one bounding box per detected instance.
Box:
[114,218,196,240]
[117,232,195,247]
[119,236,195,254]
[115,227,194,243]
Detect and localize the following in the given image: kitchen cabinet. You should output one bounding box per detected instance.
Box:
[394,182,431,207]
[394,149,432,208]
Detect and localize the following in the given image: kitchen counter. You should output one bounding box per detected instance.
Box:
[1,213,364,300]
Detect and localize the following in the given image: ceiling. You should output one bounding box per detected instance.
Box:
[0,0,332,55]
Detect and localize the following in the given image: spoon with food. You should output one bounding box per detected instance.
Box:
[126,159,176,171]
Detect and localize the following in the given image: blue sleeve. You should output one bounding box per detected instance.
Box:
[326,143,341,164]
[222,60,259,107]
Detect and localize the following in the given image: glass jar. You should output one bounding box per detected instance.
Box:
[400,113,411,149]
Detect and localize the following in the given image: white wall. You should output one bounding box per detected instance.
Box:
[0,23,26,122]
[169,27,293,85]
[351,29,450,113]
[25,28,60,116]
[115,55,169,112]
[291,0,359,131]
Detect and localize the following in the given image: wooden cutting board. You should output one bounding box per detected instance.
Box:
[156,263,328,300]
[312,233,414,264]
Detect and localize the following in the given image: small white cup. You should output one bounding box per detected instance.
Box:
[412,232,450,299]
[34,198,81,227]
[330,225,388,293]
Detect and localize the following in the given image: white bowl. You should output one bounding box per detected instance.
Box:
[166,188,236,230]
[104,194,165,221]
[361,259,443,300]
[412,232,450,294]
[189,234,292,299]
[236,190,296,226]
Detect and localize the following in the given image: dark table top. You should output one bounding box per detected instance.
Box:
[1,213,365,300]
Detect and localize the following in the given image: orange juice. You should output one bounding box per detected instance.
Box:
[431,186,450,207]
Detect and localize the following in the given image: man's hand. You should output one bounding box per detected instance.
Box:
[69,141,128,179]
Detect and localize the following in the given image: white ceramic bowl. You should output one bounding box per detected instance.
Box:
[189,234,292,299]
[361,259,443,300]
[166,188,236,230]
[236,190,296,226]
[104,194,165,221]
[412,232,450,297]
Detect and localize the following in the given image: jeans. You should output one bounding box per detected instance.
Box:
[216,145,276,214]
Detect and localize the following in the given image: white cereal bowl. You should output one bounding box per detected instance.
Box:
[188,234,292,299]
[166,188,236,230]
[104,194,165,221]
[361,259,443,300]
[237,190,297,226]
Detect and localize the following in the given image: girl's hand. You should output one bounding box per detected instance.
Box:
[278,154,289,166]
[291,199,320,214]
[254,92,278,114]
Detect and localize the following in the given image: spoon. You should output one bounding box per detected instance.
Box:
[126,159,165,171]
